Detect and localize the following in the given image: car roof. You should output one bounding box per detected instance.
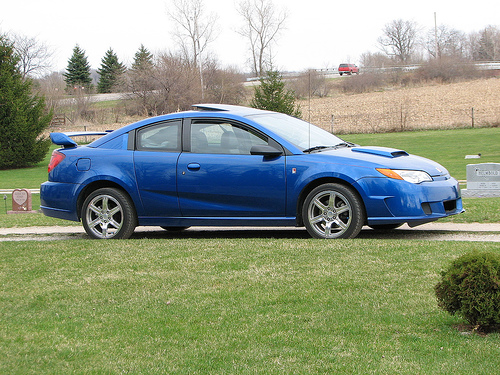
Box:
[88,104,276,148]
[192,103,269,116]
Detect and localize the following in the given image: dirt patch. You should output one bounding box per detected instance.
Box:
[299,78,500,133]
[454,323,500,337]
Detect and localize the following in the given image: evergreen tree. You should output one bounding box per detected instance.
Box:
[250,70,301,117]
[0,35,51,169]
[97,48,126,93]
[132,44,154,72]
[63,44,92,91]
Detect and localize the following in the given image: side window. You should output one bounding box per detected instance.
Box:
[190,120,268,154]
[136,121,181,152]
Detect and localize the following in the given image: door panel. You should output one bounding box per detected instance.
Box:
[177,120,286,217]
[133,121,181,217]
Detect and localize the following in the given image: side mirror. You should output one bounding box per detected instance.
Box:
[250,145,283,157]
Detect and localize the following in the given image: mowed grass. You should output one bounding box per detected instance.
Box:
[1,238,500,374]
[0,145,56,190]
[344,127,500,181]
[2,128,499,188]
[1,127,499,373]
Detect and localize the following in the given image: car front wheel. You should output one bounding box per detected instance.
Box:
[82,188,137,239]
[303,183,365,239]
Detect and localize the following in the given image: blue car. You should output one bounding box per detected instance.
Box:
[40,104,463,239]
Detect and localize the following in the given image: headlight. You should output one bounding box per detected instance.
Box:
[376,168,433,184]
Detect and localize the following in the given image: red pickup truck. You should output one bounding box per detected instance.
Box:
[338,63,359,76]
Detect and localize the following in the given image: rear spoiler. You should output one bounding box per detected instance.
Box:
[50,131,111,148]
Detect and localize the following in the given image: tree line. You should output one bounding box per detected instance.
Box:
[363,20,500,66]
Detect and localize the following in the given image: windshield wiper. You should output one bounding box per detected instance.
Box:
[303,142,356,153]
[331,142,357,149]
[302,145,332,153]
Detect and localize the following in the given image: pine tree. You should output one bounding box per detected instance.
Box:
[0,35,51,169]
[97,48,126,93]
[63,44,92,91]
[132,44,154,72]
[250,70,301,117]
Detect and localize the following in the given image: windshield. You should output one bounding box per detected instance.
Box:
[247,113,345,151]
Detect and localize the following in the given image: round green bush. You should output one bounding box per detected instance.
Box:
[435,251,500,327]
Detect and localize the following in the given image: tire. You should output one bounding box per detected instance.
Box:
[368,223,403,231]
[81,188,137,239]
[302,183,365,239]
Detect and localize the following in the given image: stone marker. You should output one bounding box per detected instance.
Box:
[7,188,37,214]
[463,163,500,197]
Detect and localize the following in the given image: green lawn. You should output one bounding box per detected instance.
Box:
[0,145,55,190]
[1,238,500,374]
[344,127,500,181]
[1,128,499,373]
[2,128,499,189]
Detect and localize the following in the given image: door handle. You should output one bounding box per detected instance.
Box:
[187,163,201,171]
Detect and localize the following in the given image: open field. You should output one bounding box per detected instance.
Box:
[299,78,500,133]
[53,78,500,136]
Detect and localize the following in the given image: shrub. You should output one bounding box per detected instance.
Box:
[435,251,500,328]
[339,72,386,94]
[414,57,478,83]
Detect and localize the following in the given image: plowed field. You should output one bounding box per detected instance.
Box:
[298,78,500,134]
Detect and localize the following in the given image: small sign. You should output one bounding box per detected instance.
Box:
[466,163,500,190]
[7,189,37,214]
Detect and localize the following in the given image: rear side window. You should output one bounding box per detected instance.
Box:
[136,121,181,152]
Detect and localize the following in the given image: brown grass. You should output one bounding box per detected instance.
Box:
[299,78,500,134]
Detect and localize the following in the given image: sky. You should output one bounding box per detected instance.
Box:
[1,0,499,74]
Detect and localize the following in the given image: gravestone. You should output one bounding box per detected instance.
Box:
[463,163,500,197]
[7,188,37,214]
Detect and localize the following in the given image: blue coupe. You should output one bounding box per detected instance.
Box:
[40,104,463,239]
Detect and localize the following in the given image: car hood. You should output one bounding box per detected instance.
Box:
[317,146,450,177]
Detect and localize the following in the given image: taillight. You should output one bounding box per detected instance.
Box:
[48,150,65,173]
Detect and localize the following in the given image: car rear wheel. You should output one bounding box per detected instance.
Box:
[303,183,365,239]
[82,188,137,239]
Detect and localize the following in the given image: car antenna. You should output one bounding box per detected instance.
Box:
[308,71,312,148]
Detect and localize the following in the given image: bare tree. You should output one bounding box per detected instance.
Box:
[378,19,419,64]
[472,25,500,61]
[10,33,53,79]
[168,0,218,99]
[290,69,331,99]
[359,51,393,68]
[426,25,467,59]
[237,0,287,76]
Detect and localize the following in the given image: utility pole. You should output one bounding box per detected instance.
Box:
[434,12,439,59]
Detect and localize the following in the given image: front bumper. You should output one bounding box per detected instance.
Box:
[357,176,464,226]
